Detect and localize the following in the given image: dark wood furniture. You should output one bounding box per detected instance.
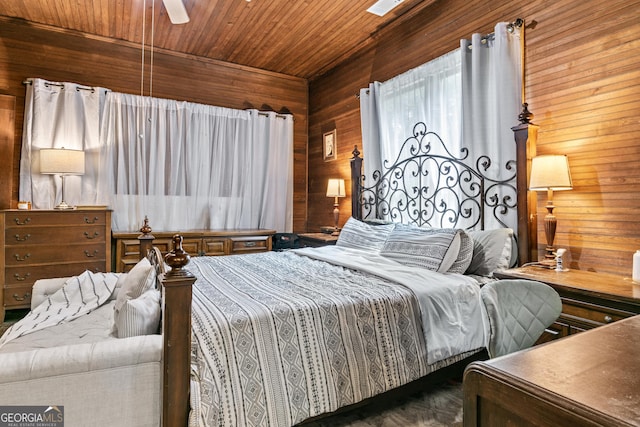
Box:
[494,266,640,340]
[0,209,112,322]
[298,232,338,247]
[113,228,276,272]
[463,315,640,427]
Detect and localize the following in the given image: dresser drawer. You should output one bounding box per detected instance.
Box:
[5,261,107,286]
[6,211,106,227]
[5,242,107,266]
[202,238,226,256]
[4,284,33,308]
[5,225,106,245]
[561,298,634,327]
[228,236,270,254]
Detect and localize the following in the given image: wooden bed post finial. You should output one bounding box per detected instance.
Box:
[164,234,192,276]
[138,216,155,259]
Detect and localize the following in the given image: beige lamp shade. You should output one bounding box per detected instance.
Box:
[40,148,85,175]
[529,155,572,191]
[326,178,346,198]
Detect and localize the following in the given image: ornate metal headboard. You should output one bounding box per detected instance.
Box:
[350,122,517,231]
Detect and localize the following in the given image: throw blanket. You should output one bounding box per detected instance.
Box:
[188,249,486,427]
[0,271,118,349]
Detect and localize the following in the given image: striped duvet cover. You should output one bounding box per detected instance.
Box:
[188,247,487,427]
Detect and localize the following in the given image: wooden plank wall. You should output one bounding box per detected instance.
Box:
[0,17,308,232]
[308,0,640,276]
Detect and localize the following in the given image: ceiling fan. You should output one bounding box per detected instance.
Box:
[162,0,190,24]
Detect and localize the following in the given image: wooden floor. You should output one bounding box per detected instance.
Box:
[303,380,463,426]
[0,308,27,337]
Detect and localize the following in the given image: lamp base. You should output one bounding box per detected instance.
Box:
[54,201,76,210]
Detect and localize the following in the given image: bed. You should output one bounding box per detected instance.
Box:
[0,115,560,426]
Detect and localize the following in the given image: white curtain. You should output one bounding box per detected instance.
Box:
[19,78,109,209]
[20,80,294,233]
[99,93,293,232]
[460,22,522,229]
[360,22,521,230]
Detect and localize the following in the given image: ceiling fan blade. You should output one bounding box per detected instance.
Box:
[162,0,190,24]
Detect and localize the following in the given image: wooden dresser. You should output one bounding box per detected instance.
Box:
[494,266,640,340]
[463,315,640,426]
[112,229,276,272]
[0,209,112,321]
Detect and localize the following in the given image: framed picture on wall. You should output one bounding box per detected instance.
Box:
[323,129,337,162]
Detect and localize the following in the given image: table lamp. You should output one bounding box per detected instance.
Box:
[326,178,346,235]
[40,147,85,210]
[529,154,572,265]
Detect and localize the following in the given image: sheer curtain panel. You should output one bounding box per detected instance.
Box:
[19,78,109,209]
[99,93,294,232]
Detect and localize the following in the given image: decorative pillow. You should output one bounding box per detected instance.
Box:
[448,229,474,274]
[336,217,395,252]
[380,226,461,272]
[114,288,161,338]
[466,228,514,277]
[108,272,129,301]
[114,257,156,312]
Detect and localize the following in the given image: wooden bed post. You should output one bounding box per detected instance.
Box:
[161,234,195,427]
[512,103,538,265]
[350,145,363,221]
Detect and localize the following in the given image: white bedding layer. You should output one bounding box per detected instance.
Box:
[0,302,118,354]
[294,246,489,364]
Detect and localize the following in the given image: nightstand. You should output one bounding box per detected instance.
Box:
[494,266,640,341]
[298,233,338,248]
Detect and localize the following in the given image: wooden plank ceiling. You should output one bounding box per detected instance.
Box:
[0,0,437,80]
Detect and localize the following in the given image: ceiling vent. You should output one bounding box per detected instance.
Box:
[366,0,405,16]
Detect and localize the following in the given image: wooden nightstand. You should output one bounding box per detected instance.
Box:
[298,233,338,248]
[494,266,640,340]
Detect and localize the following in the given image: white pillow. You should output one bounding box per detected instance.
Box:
[114,288,161,338]
[380,226,461,273]
[108,272,129,301]
[466,228,514,277]
[114,257,156,311]
[336,217,395,252]
[448,229,474,274]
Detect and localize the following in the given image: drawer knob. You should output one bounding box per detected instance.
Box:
[13,292,31,302]
[244,241,257,247]
[604,315,613,323]
[14,253,31,262]
[84,231,100,239]
[14,233,31,242]
[14,272,31,281]
[84,249,99,258]
[84,216,99,224]
[14,217,31,225]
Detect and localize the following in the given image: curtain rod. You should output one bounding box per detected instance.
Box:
[22,80,96,93]
[257,111,290,119]
[467,18,524,50]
